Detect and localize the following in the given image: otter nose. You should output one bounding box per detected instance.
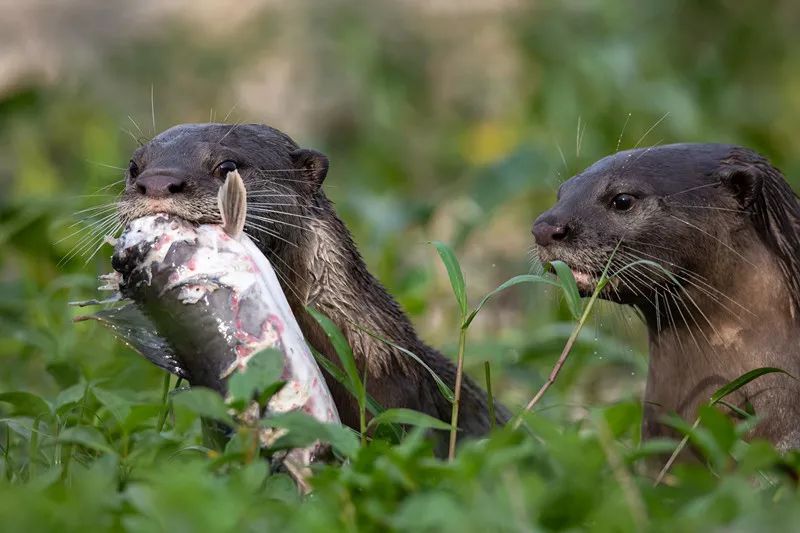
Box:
[135,174,187,198]
[532,221,570,247]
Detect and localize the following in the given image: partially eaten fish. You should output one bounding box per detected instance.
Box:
[76,170,340,491]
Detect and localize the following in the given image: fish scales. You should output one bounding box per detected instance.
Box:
[83,170,340,490]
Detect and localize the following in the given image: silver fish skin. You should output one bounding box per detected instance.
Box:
[111,212,340,428]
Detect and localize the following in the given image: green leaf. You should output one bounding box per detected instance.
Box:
[263,411,360,458]
[58,426,116,455]
[172,388,235,426]
[464,274,560,328]
[709,367,792,405]
[0,392,52,418]
[306,307,365,410]
[352,324,454,403]
[367,408,452,431]
[311,347,403,442]
[430,240,467,317]
[227,348,285,405]
[55,383,88,412]
[92,387,132,424]
[550,260,581,319]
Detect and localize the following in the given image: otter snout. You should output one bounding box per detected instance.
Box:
[134,171,188,198]
[532,216,570,247]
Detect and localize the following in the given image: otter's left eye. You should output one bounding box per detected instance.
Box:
[214,160,238,179]
[611,193,635,211]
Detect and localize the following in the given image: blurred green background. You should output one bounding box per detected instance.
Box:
[4,0,800,416]
[3,1,800,527]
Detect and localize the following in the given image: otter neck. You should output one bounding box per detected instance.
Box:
[270,196,425,378]
[640,241,800,424]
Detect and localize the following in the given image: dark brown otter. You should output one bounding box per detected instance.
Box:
[117,123,509,450]
[532,143,800,450]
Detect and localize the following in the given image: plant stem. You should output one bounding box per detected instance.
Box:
[514,242,621,429]
[359,365,368,447]
[654,418,700,486]
[448,326,468,460]
[156,373,171,432]
[485,361,495,431]
[513,282,602,429]
[595,415,648,530]
[29,418,40,480]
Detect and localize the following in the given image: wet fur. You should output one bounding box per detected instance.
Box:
[534,143,800,450]
[118,123,509,452]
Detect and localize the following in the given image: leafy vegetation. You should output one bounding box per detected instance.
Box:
[4,1,800,530]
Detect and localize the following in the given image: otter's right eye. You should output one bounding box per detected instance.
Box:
[611,193,635,212]
[214,160,238,179]
[128,160,140,179]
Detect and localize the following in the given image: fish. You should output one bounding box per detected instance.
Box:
[74,170,340,491]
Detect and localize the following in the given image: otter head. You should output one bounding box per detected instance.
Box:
[532,143,800,316]
[118,123,328,254]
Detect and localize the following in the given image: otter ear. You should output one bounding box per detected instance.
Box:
[290,148,329,192]
[720,168,762,208]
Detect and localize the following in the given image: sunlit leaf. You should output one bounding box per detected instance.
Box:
[710,367,792,405]
[431,240,467,317]
[464,274,560,328]
[550,260,581,319]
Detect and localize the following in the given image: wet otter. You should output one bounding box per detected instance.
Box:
[532,143,800,450]
[117,123,509,450]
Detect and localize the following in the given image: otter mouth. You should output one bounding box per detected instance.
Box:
[569,268,598,296]
[117,198,220,226]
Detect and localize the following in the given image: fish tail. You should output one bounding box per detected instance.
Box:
[218,169,248,238]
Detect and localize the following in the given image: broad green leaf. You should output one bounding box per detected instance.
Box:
[367,408,452,431]
[709,367,792,405]
[122,404,164,433]
[464,274,560,328]
[550,260,581,319]
[227,348,285,405]
[172,388,235,426]
[431,240,467,317]
[92,387,132,424]
[306,307,365,409]
[45,361,81,388]
[0,392,52,418]
[58,426,116,455]
[263,411,359,458]
[55,383,88,413]
[0,418,34,440]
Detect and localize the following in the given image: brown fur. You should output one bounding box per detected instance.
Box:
[118,123,509,453]
[533,143,800,450]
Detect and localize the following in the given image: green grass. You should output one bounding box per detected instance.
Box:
[2,242,800,531]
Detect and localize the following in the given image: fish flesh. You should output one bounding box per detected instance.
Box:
[76,170,340,490]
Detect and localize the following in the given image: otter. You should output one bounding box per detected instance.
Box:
[532,143,800,450]
[117,123,509,451]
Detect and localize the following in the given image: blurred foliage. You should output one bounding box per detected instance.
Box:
[3,0,800,530]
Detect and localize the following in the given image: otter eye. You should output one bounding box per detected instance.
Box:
[214,160,238,179]
[611,193,635,212]
[128,160,140,179]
